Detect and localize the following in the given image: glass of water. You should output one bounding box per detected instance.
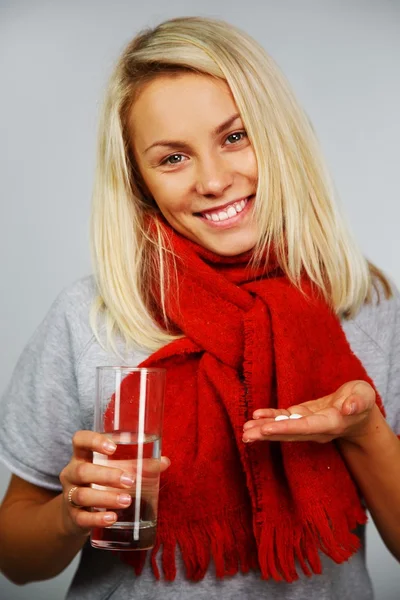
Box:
[90,367,166,551]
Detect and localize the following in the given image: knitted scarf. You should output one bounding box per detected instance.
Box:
[116,225,383,582]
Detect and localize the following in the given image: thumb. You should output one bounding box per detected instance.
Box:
[338,381,375,416]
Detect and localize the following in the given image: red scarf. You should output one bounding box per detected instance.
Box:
[118,225,383,582]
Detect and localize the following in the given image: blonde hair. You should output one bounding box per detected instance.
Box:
[90,16,390,352]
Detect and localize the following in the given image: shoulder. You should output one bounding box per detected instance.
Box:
[51,275,97,320]
[22,275,100,369]
[342,278,400,430]
[52,276,151,367]
[342,278,400,357]
[45,275,97,335]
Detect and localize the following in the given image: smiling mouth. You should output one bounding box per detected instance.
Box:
[196,196,253,223]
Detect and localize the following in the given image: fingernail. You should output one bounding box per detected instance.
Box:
[120,473,135,487]
[349,402,356,415]
[161,456,171,466]
[118,494,132,504]
[104,513,117,523]
[103,440,117,452]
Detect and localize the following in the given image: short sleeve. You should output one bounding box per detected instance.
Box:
[385,286,400,436]
[0,290,84,491]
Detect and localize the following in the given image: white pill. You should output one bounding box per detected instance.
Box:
[275,415,289,421]
[289,413,303,419]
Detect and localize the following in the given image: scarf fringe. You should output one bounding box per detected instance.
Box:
[257,501,367,582]
[123,500,367,582]
[122,504,258,581]
[155,504,258,581]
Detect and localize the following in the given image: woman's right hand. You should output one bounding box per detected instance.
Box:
[59,430,170,536]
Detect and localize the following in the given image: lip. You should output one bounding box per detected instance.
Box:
[196,195,254,229]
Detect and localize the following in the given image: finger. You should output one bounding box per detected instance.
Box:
[69,455,169,493]
[71,461,135,489]
[244,406,312,432]
[251,408,290,421]
[71,455,168,487]
[72,507,119,531]
[242,423,310,443]
[69,486,132,510]
[72,431,117,460]
[160,456,171,472]
[341,395,358,416]
[242,410,340,442]
[243,432,333,444]
[340,382,376,416]
[243,417,275,431]
[340,394,369,416]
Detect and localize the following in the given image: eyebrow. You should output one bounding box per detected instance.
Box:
[143,113,242,154]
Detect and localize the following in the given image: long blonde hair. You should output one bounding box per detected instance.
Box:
[90,16,390,352]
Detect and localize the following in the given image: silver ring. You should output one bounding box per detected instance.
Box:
[67,485,83,509]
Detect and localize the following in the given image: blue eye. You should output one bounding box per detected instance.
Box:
[226,131,247,144]
[163,154,184,165]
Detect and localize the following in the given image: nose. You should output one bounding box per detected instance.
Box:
[195,155,233,197]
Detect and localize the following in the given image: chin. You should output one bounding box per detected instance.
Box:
[204,236,257,257]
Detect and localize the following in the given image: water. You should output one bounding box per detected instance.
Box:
[91,433,161,550]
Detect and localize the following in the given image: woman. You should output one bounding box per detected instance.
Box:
[0,16,399,600]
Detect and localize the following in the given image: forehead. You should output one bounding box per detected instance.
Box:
[129,72,239,148]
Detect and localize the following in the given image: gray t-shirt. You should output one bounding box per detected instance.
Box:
[1,276,400,600]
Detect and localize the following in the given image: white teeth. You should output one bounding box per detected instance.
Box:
[202,197,249,222]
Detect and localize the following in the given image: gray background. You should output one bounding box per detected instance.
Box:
[0,0,399,598]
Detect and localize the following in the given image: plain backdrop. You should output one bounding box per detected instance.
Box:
[0,0,399,598]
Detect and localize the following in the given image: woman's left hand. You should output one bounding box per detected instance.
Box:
[242,380,378,444]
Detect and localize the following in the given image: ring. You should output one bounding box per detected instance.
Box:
[67,486,84,509]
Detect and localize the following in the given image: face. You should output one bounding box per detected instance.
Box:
[129,73,259,256]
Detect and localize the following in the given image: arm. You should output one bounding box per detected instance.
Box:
[0,431,129,585]
[0,476,87,584]
[338,405,400,561]
[339,285,400,560]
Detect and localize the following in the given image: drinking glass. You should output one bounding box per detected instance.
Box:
[90,367,166,551]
